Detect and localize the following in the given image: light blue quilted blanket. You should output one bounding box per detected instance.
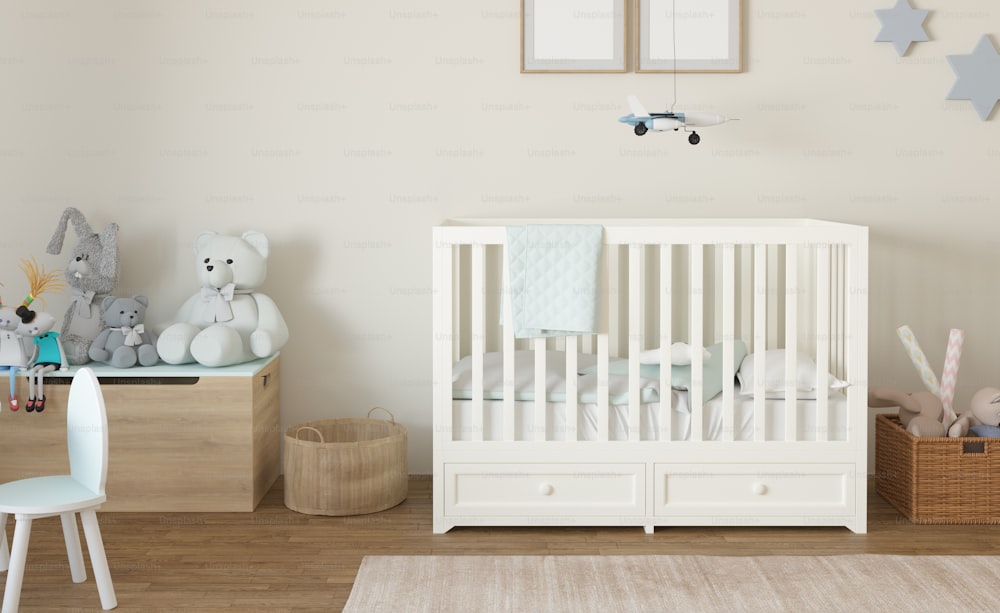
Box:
[506,224,603,338]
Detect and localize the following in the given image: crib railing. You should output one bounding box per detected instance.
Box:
[433,219,868,445]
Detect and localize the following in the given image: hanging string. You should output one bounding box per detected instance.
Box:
[670,0,677,112]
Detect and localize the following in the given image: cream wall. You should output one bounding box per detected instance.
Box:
[1,1,998,473]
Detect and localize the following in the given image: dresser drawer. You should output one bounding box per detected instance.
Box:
[654,463,854,517]
[444,463,645,517]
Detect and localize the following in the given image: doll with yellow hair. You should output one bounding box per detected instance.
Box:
[15,258,66,412]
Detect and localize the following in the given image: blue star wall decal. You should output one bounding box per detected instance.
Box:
[946,35,1000,121]
[874,0,929,56]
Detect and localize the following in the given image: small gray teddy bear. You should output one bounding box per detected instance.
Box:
[46,207,120,364]
[88,295,158,368]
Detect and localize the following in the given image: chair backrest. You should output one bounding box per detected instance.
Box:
[66,367,109,495]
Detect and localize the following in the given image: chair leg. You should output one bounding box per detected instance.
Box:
[60,512,87,583]
[80,510,117,610]
[0,512,8,572]
[2,517,32,613]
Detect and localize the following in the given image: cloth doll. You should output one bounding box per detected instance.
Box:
[869,386,947,437]
[15,258,66,412]
[45,207,120,364]
[20,311,68,412]
[948,387,1000,437]
[0,297,29,411]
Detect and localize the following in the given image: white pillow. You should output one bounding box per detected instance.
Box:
[736,349,849,398]
[638,342,710,365]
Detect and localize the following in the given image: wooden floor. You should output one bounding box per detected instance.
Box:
[4,476,1000,612]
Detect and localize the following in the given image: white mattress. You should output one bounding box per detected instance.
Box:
[452,350,658,405]
[453,389,848,442]
[452,350,848,442]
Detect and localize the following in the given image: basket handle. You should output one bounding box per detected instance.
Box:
[368,406,395,423]
[962,441,988,456]
[295,426,325,443]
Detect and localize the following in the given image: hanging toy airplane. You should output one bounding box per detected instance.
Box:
[618,95,732,145]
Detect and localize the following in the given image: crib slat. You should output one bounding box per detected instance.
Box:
[834,245,845,380]
[597,244,614,444]
[534,337,546,442]
[739,245,753,348]
[565,335,578,442]
[721,244,735,443]
[501,243,516,442]
[597,333,610,443]
[452,248,462,363]
[470,244,485,442]
[816,245,832,442]
[784,246,798,442]
[628,244,641,442]
[711,247,721,344]
[689,245,704,442]
[608,246,621,357]
[768,246,780,349]
[485,247,502,354]
[659,245,672,442]
[753,244,767,442]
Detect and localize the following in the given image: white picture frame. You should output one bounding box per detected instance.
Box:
[637,0,742,73]
[522,0,628,73]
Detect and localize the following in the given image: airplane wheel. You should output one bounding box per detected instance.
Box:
[688,132,700,145]
[634,124,648,136]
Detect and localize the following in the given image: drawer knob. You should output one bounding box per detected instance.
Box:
[752,482,767,496]
[539,483,555,496]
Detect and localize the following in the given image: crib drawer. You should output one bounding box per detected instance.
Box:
[444,463,645,517]
[653,463,854,518]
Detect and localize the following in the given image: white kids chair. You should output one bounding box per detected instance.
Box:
[0,367,117,611]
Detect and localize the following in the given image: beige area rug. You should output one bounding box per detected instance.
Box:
[344,554,1000,612]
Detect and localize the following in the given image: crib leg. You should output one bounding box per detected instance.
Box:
[643,524,654,535]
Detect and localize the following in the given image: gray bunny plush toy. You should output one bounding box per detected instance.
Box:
[45,207,120,364]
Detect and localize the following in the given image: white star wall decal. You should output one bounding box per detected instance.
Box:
[946,35,1000,121]
[874,0,929,56]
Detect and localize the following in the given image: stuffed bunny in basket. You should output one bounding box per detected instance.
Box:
[869,387,947,437]
[947,388,1000,437]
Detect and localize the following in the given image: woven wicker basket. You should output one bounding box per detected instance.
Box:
[875,413,1000,524]
[284,407,408,516]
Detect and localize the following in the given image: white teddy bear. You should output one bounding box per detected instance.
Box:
[157,231,289,367]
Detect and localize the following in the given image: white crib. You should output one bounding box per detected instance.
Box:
[432,219,868,534]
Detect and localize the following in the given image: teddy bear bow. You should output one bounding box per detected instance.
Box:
[201,283,238,323]
[116,324,145,347]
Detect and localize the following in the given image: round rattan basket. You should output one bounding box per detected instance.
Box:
[283,407,408,516]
